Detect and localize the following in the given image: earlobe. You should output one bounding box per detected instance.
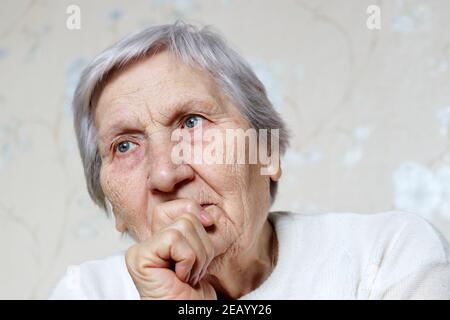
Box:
[115,215,127,233]
[106,198,127,233]
[269,161,282,182]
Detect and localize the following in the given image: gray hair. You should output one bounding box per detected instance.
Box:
[73,21,289,212]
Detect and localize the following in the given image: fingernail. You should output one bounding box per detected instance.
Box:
[200,210,213,224]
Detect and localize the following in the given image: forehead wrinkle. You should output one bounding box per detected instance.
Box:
[95,88,143,125]
[96,89,157,138]
[142,99,159,128]
[100,83,143,108]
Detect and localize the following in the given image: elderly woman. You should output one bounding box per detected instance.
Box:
[50,22,450,300]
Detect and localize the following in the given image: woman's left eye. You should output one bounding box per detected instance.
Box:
[115,141,136,154]
[182,115,204,129]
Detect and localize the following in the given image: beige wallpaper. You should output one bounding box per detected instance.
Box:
[1,0,450,299]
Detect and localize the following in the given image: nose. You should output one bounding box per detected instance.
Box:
[147,135,195,194]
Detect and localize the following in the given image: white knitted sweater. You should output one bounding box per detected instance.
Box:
[49,211,450,299]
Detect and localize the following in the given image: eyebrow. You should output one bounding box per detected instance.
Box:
[157,98,222,123]
[97,121,144,154]
[97,98,222,144]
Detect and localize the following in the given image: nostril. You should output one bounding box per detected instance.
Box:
[148,163,195,194]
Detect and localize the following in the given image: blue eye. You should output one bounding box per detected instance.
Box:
[116,141,136,153]
[183,115,203,129]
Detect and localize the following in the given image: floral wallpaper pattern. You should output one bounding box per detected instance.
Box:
[1,0,450,298]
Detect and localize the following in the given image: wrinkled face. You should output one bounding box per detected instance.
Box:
[94,51,280,263]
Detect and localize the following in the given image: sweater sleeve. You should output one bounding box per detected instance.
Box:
[368,214,450,299]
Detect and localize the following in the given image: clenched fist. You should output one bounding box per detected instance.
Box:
[125,199,217,299]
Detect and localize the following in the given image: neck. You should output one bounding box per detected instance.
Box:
[206,219,278,300]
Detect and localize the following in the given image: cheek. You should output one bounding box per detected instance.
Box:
[192,161,245,198]
[195,162,259,225]
[222,164,270,235]
[100,151,149,226]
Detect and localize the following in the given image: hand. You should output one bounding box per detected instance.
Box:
[125,199,217,299]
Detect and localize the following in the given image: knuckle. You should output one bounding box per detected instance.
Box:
[176,216,195,232]
[125,243,139,262]
[164,228,183,243]
[185,248,196,262]
[125,244,145,274]
[185,200,200,213]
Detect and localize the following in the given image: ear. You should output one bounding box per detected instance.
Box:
[268,159,282,182]
[115,214,127,233]
[106,198,127,233]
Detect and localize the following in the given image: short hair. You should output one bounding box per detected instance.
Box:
[72,21,289,211]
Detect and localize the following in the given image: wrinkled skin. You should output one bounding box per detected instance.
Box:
[94,50,281,299]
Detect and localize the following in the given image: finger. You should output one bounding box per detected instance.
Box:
[178,213,215,285]
[169,215,209,286]
[152,199,213,234]
[129,229,197,283]
[160,229,197,283]
[178,213,215,284]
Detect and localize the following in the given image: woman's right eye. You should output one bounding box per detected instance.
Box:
[115,141,136,154]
